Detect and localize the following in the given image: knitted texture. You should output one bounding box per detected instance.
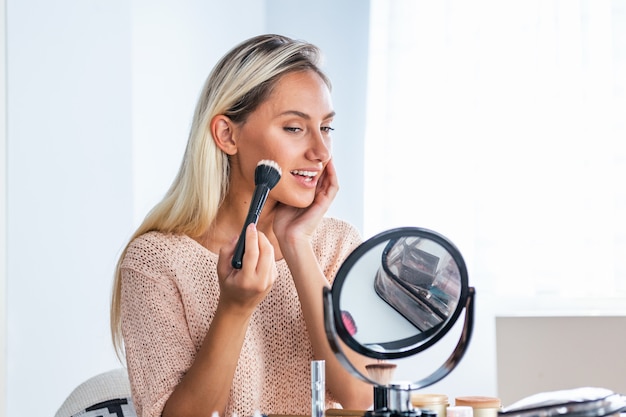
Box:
[120,217,361,417]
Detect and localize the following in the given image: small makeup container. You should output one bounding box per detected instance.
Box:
[311,360,326,417]
[411,393,449,417]
[446,405,474,417]
[455,396,501,417]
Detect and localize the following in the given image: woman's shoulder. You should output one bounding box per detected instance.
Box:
[312,218,363,282]
[122,231,203,274]
[316,217,361,238]
[313,217,362,255]
[126,230,189,254]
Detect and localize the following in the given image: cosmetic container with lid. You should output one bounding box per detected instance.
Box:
[455,396,501,417]
[411,393,449,417]
[446,405,473,417]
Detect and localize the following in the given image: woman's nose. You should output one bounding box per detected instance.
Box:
[306,131,331,162]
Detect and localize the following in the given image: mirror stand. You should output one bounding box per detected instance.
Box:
[324,287,476,416]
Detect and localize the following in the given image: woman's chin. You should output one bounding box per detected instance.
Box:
[285,196,315,209]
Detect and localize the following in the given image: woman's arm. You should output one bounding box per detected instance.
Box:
[281,240,374,409]
[273,160,373,409]
[162,299,252,417]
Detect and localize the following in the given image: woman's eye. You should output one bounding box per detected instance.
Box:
[321,126,335,133]
[284,127,302,133]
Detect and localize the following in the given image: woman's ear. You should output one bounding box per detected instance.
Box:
[211,115,238,155]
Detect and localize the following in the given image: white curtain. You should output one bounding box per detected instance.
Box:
[365,0,626,312]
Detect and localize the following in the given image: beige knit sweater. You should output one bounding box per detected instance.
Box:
[120,217,361,417]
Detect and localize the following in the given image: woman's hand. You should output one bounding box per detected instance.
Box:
[273,159,339,248]
[216,223,277,314]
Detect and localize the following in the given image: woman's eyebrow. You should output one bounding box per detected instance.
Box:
[279,110,336,120]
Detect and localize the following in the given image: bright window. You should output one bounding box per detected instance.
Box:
[364,0,626,314]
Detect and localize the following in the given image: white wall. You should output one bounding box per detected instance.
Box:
[0,0,7,412]
[6,2,133,417]
[3,1,370,417]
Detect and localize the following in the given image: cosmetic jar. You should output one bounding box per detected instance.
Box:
[411,393,449,417]
[387,382,415,414]
[446,406,473,417]
[455,396,501,417]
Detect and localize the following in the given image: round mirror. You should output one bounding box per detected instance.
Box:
[323,226,475,390]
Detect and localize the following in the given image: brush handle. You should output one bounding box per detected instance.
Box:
[231,184,271,269]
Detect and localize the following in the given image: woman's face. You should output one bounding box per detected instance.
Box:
[231,70,334,208]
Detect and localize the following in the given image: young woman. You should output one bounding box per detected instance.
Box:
[110,34,372,417]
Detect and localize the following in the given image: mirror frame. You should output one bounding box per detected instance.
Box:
[328,226,470,360]
[324,226,476,388]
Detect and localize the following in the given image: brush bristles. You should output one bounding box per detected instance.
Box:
[255,159,282,189]
[366,362,397,385]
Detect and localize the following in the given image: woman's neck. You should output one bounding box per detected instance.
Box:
[196,197,282,259]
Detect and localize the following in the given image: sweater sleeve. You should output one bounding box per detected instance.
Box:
[120,253,196,417]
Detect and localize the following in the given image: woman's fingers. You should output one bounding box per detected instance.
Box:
[217,234,237,282]
[242,223,276,289]
[216,223,276,311]
[240,222,260,272]
[256,229,278,286]
[317,158,339,201]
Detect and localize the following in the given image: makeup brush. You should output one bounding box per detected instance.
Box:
[366,361,398,385]
[231,159,282,269]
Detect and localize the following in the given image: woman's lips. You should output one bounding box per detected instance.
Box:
[290,169,318,187]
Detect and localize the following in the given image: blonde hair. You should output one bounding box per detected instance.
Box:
[110,34,330,357]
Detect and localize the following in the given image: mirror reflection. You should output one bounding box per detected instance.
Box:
[376,236,461,331]
[335,229,468,355]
